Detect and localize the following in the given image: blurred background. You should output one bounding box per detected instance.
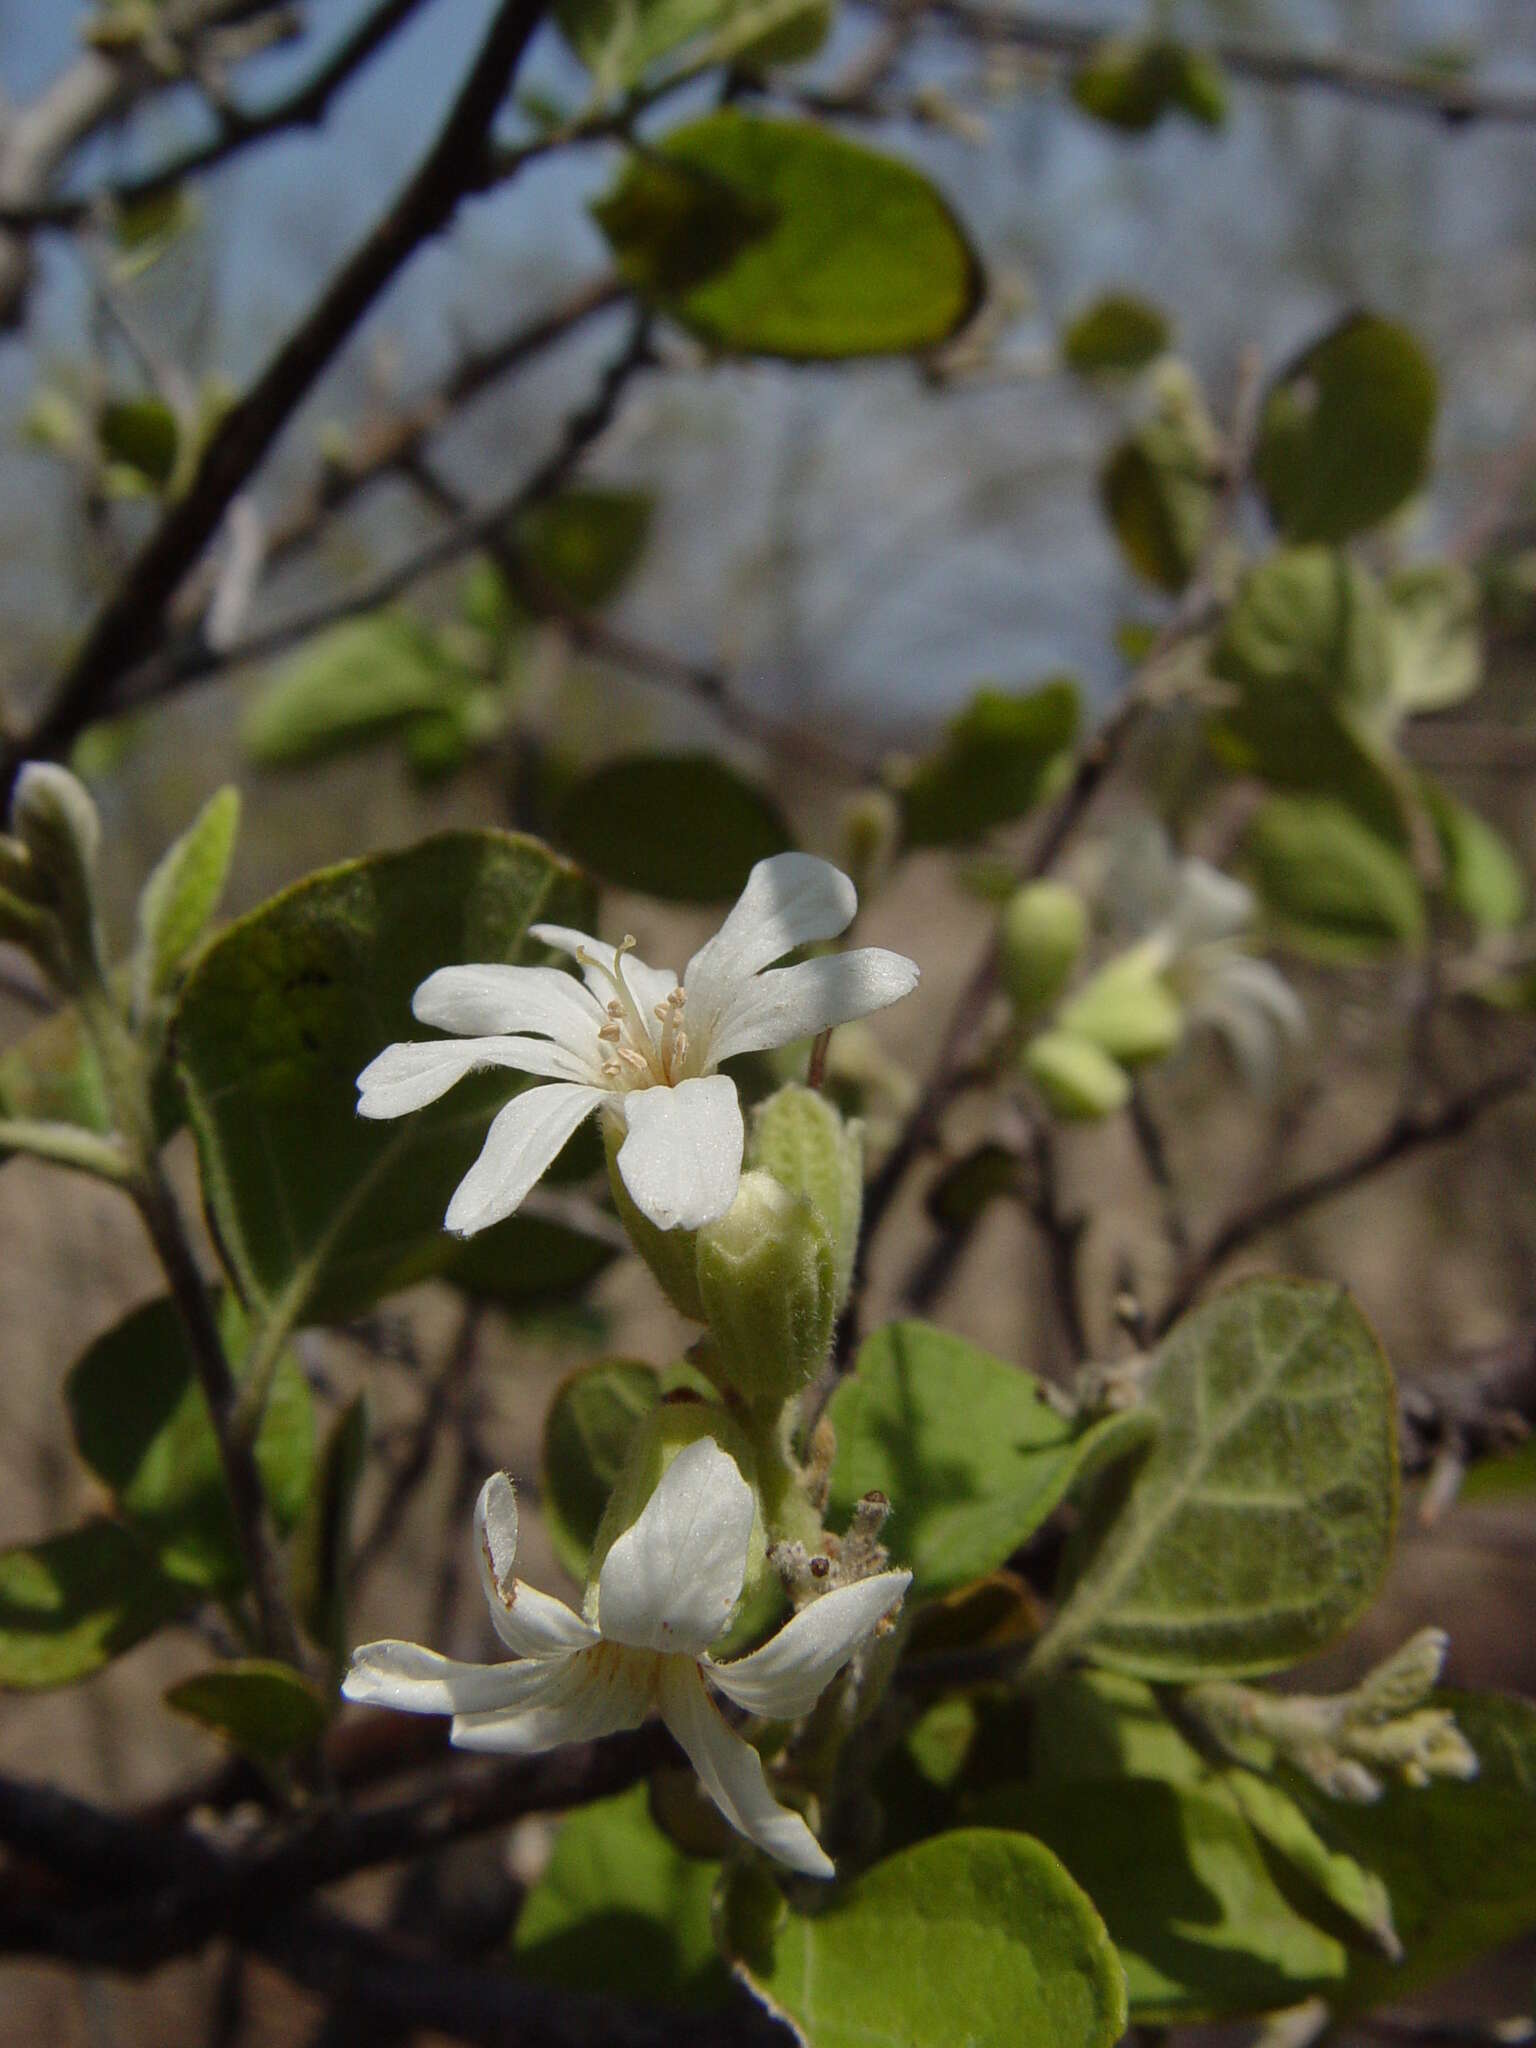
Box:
[3,1,1536,2040]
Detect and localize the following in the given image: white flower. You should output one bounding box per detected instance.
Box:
[342,1438,909,1878]
[1106,826,1305,1091]
[357,852,918,1235]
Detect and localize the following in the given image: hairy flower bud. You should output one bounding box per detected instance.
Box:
[1056,943,1183,1066]
[998,881,1087,1020]
[1024,1028,1131,1120]
[9,763,104,986]
[748,1085,863,1312]
[696,1171,837,1410]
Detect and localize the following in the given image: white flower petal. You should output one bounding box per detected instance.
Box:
[706,949,921,1066]
[450,1644,653,1754]
[474,1473,598,1658]
[341,1639,562,1716]
[1167,860,1255,952]
[530,922,675,1007]
[597,1436,754,1655]
[412,963,604,1052]
[683,855,858,1031]
[659,1658,834,1879]
[444,1082,606,1236]
[707,1571,910,1721]
[615,1075,743,1232]
[618,953,681,1019]
[357,1036,589,1119]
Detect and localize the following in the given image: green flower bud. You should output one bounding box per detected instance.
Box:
[696,1171,837,1410]
[838,787,902,897]
[9,763,103,985]
[1055,943,1183,1065]
[998,881,1088,1019]
[748,1085,862,1312]
[603,1117,704,1321]
[1024,1029,1131,1120]
[585,1401,769,1621]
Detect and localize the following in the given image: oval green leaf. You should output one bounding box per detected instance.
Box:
[555,753,791,901]
[827,1321,1156,1599]
[740,1829,1127,2048]
[543,1359,663,1578]
[1254,314,1437,544]
[593,113,983,359]
[1062,293,1171,376]
[1243,796,1425,960]
[1037,1279,1399,1681]
[165,1658,329,1763]
[900,681,1080,848]
[0,1521,188,1690]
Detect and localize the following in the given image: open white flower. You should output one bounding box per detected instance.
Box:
[342,1438,909,1878]
[357,852,918,1235]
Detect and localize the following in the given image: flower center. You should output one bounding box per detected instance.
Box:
[580,936,690,1089]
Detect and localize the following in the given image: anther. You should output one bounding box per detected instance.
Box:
[617,1047,649,1072]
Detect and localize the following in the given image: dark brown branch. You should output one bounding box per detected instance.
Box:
[0,0,438,234]
[2,0,552,802]
[1152,1055,1536,1339]
[913,1,1536,126]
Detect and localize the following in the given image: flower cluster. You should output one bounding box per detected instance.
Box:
[344,1439,909,1876]
[357,851,919,1234]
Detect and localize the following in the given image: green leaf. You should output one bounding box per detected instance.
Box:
[515,489,652,611]
[557,0,826,87]
[242,614,475,768]
[543,1360,663,1578]
[554,753,791,901]
[66,1293,313,1594]
[0,1522,188,1689]
[1038,1279,1398,1681]
[170,830,593,1338]
[999,1779,1346,2022]
[1099,368,1221,594]
[1298,1691,1536,2006]
[1206,667,1410,848]
[1422,780,1526,932]
[0,1003,112,1142]
[445,1208,617,1309]
[1071,38,1227,132]
[1243,796,1425,960]
[739,1829,1127,2048]
[900,681,1079,847]
[1061,293,1171,375]
[594,113,982,359]
[291,1394,368,1668]
[513,1784,729,2009]
[827,1322,1156,1599]
[1255,314,1437,544]
[1214,547,1394,720]
[164,1658,329,1763]
[1386,560,1483,714]
[134,785,240,1014]
[99,395,180,488]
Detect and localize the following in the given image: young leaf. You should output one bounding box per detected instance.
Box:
[554,753,792,901]
[737,1829,1128,2048]
[1421,780,1526,933]
[1038,1279,1398,1681]
[1099,367,1221,596]
[1243,796,1425,960]
[1386,560,1483,714]
[0,1522,188,1689]
[515,489,652,611]
[1061,293,1171,376]
[513,1784,729,2009]
[1254,314,1438,544]
[900,681,1079,847]
[291,1394,369,1669]
[65,1293,313,1594]
[99,396,180,490]
[1301,1691,1536,2007]
[1071,38,1227,132]
[542,1360,663,1578]
[594,113,983,359]
[165,1658,329,1764]
[134,784,240,1015]
[827,1321,1156,1599]
[242,614,475,768]
[170,831,593,1339]
[1213,548,1394,721]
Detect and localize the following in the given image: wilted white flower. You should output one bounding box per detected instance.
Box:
[343,1438,910,1877]
[357,852,918,1234]
[1107,825,1305,1090]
